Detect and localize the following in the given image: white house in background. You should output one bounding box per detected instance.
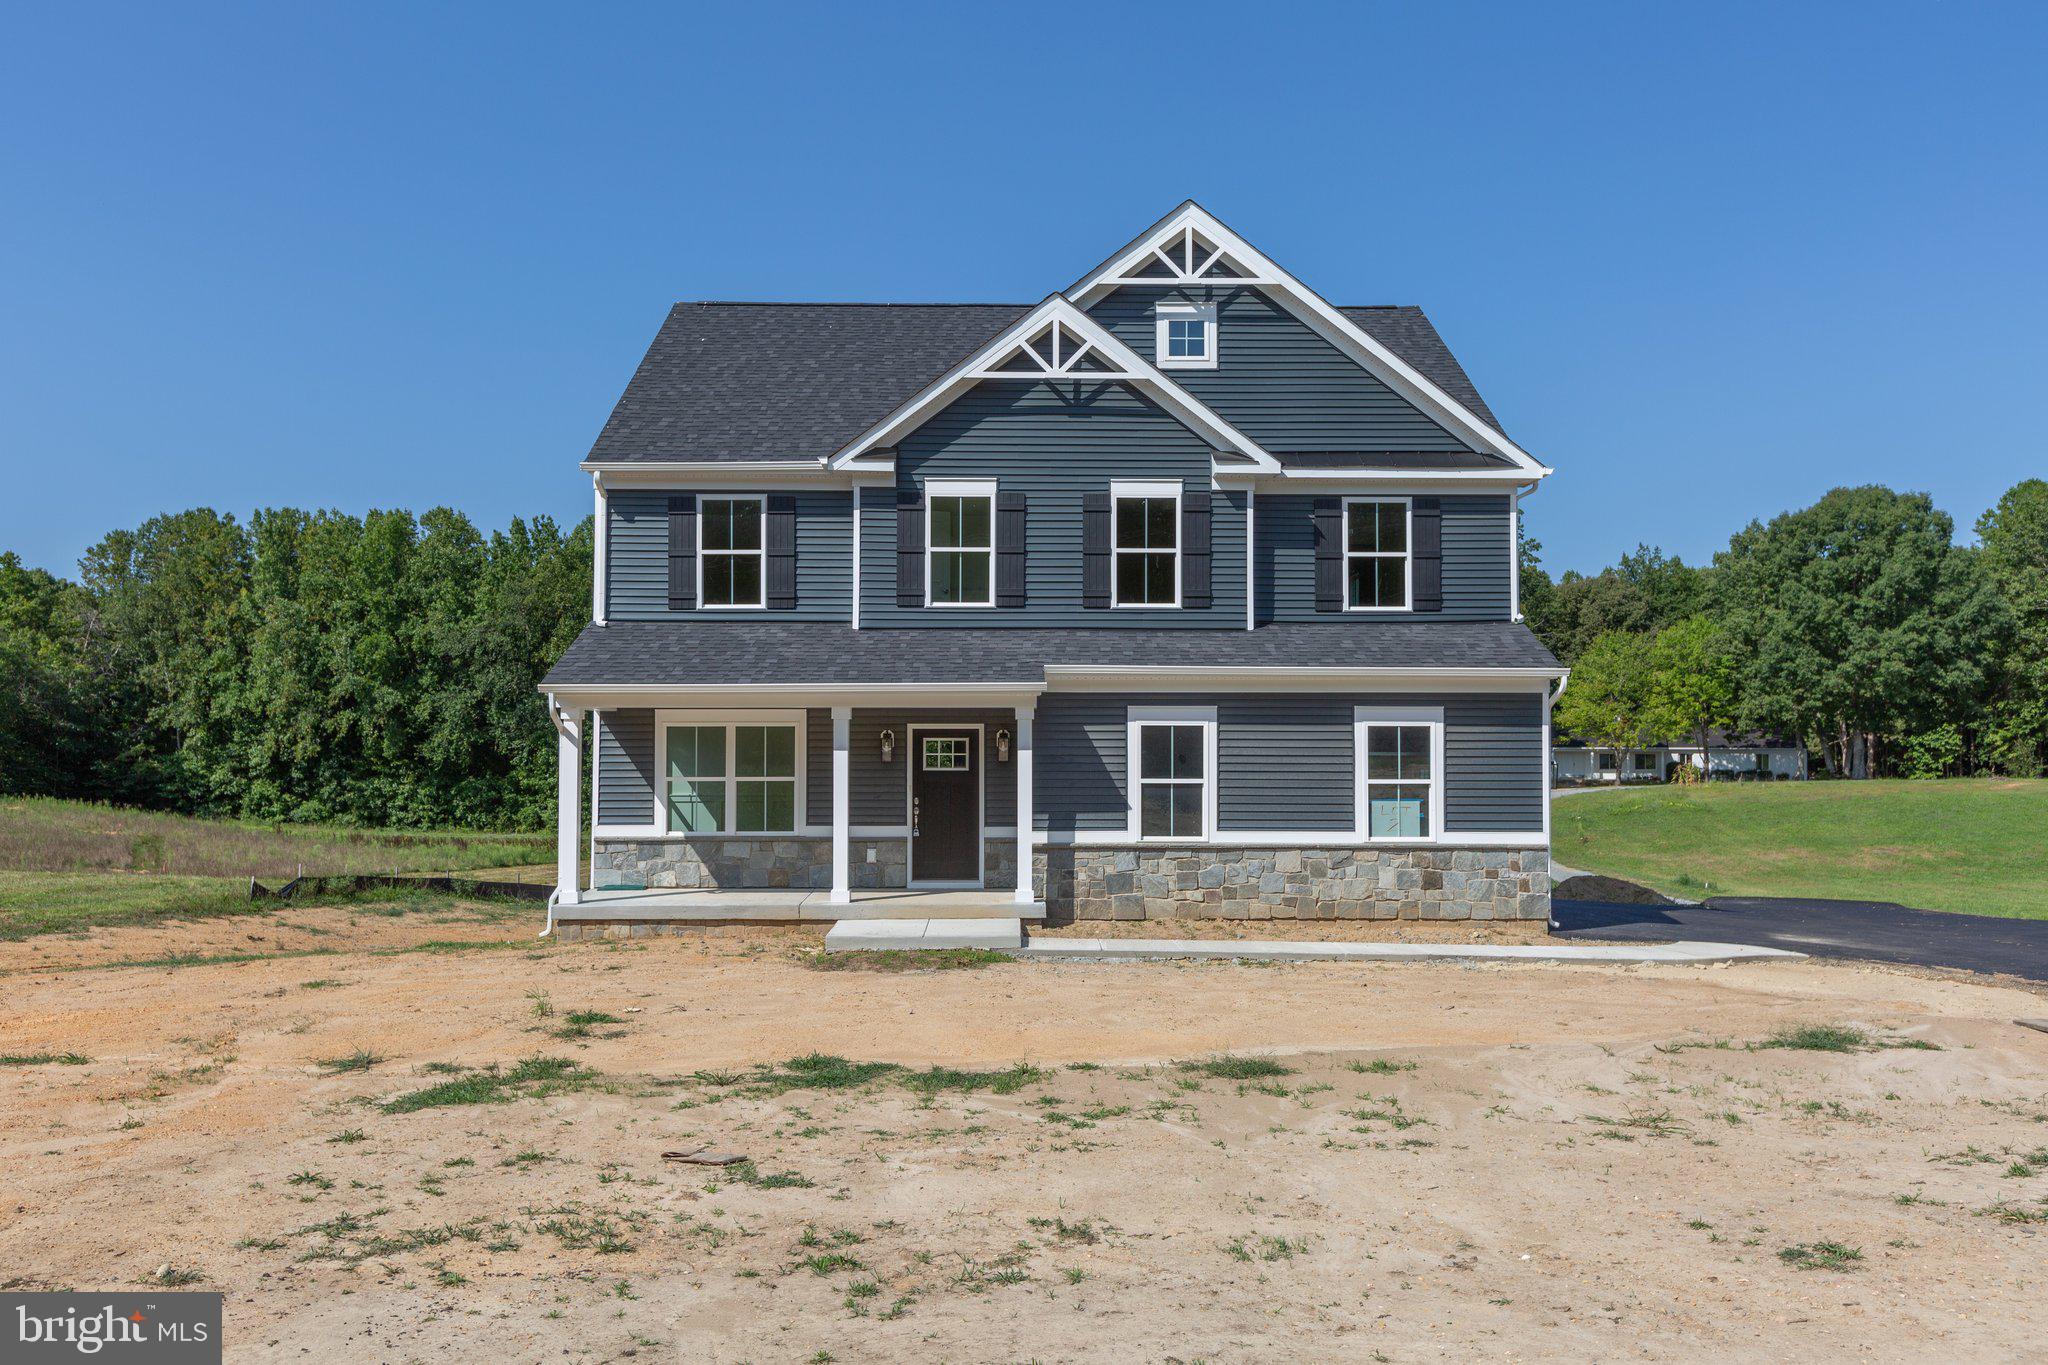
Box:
[1552,730,1809,784]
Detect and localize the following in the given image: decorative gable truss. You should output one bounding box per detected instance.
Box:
[831,295,1276,470]
[1069,201,1550,476]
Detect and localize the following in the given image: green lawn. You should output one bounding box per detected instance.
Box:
[0,798,551,939]
[1551,779,2048,918]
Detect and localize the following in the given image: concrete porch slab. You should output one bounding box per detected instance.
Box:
[824,917,1025,952]
[1013,938,1804,966]
[560,887,1044,924]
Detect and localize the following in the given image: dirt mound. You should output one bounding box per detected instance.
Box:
[1554,873,1680,905]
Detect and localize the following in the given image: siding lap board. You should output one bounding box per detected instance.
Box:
[1086,286,1471,452]
[596,710,656,826]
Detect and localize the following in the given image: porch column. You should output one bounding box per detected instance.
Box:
[1013,702,1035,905]
[829,705,852,905]
[553,699,582,907]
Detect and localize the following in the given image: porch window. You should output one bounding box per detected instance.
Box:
[926,481,994,606]
[1113,481,1180,607]
[664,720,797,834]
[1355,708,1442,842]
[1132,717,1211,840]
[1344,497,1410,610]
[700,496,764,608]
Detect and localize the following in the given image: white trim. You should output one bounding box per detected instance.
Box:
[1244,485,1256,631]
[594,823,1028,842]
[1126,705,1219,843]
[1067,202,1549,475]
[829,705,851,904]
[548,696,583,906]
[696,494,767,610]
[1509,487,1524,624]
[1110,479,1183,609]
[1040,668,1562,693]
[923,479,997,609]
[1045,829,1550,849]
[827,295,1278,470]
[1353,705,1446,845]
[1341,495,1413,613]
[592,474,609,626]
[907,722,984,888]
[1013,702,1035,905]
[1155,301,1219,370]
[579,461,835,480]
[654,709,807,836]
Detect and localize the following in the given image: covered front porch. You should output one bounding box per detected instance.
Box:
[545,684,1042,920]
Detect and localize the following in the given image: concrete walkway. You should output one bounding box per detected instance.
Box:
[1012,936,1801,966]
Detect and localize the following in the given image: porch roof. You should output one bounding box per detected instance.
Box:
[541,620,1562,689]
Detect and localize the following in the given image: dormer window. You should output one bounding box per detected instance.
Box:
[1154,303,1217,370]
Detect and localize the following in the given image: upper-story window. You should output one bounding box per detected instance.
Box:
[1154,302,1218,370]
[700,496,764,608]
[1112,481,1180,608]
[1345,497,1410,611]
[926,480,994,607]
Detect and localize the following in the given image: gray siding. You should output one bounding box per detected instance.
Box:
[1035,691,1544,834]
[606,489,851,621]
[1256,493,1511,623]
[859,381,1248,629]
[1086,286,1469,452]
[596,709,656,825]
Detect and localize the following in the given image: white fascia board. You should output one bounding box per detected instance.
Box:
[1248,471,1547,491]
[827,295,1278,471]
[1043,666,1564,692]
[1068,202,1550,477]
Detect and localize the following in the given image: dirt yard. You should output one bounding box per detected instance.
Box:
[3,905,2046,1362]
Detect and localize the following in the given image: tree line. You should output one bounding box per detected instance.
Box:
[1531,481,2048,779]
[1,507,591,829]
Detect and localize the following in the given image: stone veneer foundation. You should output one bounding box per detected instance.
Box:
[586,839,1547,923]
[1035,845,1550,922]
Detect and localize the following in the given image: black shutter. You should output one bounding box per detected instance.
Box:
[666,494,696,611]
[765,494,797,609]
[1411,496,1443,612]
[1181,489,1211,610]
[1082,491,1112,609]
[1313,496,1342,613]
[895,487,925,609]
[996,490,1027,609]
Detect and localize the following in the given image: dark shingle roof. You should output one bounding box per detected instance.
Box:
[542,621,1561,688]
[584,301,1503,464]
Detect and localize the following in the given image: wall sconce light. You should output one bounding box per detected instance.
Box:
[879,729,895,764]
[995,729,1011,763]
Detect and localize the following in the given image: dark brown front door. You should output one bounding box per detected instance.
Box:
[911,729,980,884]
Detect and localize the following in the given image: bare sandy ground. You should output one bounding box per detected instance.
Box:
[2,914,2046,1362]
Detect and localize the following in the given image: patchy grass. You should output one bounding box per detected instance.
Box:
[377,1057,597,1114]
[315,1049,384,1074]
[0,871,524,942]
[0,796,548,879]
[0,1051,91,1067]
[1778,1241,1864,1271]
[1755,1025,1939,1054]
[900,1063,1046,1097]
[807,948,1013,972]
[1347,1058,1418,1075]
[1551,779,2048,918]
[1182,1056,1295,1081]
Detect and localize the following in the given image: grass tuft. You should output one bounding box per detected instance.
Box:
[315,1049,383,1074]
[1778,1241,1864,1271]
[377,1056,595,1114]
[0,1052,91,1067]
[1181,1056,1295,1080]
[807,947,1013,972]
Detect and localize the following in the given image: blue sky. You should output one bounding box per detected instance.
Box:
[3,3,2043,579]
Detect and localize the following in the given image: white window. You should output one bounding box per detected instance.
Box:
[1354,707,1443,842]
[700,496,765,608]
[1344,497,1410,611]
[1154,302,1217,369]
[1112,480,1180,608]
[1127,706,1216,841]
[659,712,802,835]
[925,479,994,607]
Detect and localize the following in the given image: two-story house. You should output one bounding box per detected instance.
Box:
[539,203,1565,938]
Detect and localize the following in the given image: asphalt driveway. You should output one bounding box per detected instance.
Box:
[1551,895,2048,983]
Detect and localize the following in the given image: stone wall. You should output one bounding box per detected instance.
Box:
[1035,846,1549,923]
[594,837,899,891]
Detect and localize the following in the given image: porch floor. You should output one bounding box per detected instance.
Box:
[558,887,1045,923]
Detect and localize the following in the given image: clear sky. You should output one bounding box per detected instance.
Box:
[3,3,2043,580]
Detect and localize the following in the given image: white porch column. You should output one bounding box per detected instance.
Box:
[553,699,583,907]
[1013,702,1035,905]
[829,706,852,905]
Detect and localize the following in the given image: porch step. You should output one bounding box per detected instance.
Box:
[824,917,1024,953]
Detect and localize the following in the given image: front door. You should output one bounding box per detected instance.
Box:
[910,729,981,885]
